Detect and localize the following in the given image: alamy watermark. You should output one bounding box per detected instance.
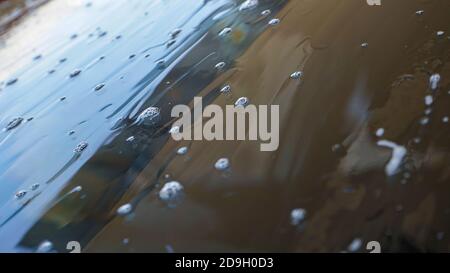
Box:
[170,97,279,152]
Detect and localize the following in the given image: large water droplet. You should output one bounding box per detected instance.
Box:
[136,107,161,126]
[159,181,184,203]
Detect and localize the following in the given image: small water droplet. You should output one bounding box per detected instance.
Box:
[218,27,232,37]
[156,60,166,69]
[290,71,303,80]
[5,117,23,130]
[419,116,429,125]
[74,141,88,154]
[6,78,18,86]
[126,136,135,142]
[443,116,449,123]
[166,39,176,47]
[415,10,424,16]
[215,62,226,70]
[348,238,362,252]
[36,240,53,253]
[170,28,182,39]
[215,158,230,171]
[234,97,249,107]
[69,69,81,78]
[129,54,136,59]
[94,83,105,91]
[177,146,188,155]
[268,18,280,26]
[239,0,258,12]
[290,208,306,226]
[361,42,369,48]
[169,126,180,135]
[424,95,433,106]
[117,203,133,216]
[31,183,40,191]
[429,73,440,90]
[375,128,385,137]
[15,190,27,199]
[33,54,42,61]
[437,31,445,37]
[220,85,231,93]
[261,9,271,17]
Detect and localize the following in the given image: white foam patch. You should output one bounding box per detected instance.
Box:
[377,140,407,176]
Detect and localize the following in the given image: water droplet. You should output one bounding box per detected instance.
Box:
[74,141,88,154]
[176,146,188,155]
[348,238,362,252]
[166,39,176,47]
[429,73,440,90]
[122,238,129,245]
[15,190,27,199]
[218,27,232,37]
[117,203,133,216]
[419,116,429,125]
[70,34,78,39]
[375,128,385,137]
[94,83,105,91]
[424,108,432,115]
[220,85,231,93]
[69,69,81,78]
[31,183,40,191]
[290,71,303,80]
[156,60,166,69]
[377,140,407,176]
[239,0,258,12]
[290,208,306,226]
[424,95,433,106]
[33,54,42,61]
[6,78,18,86]
[214,158,230,171]
[36,240,53,253]
[170,28,182,39]
[215,62,226,70]
[169,126,180,135]
[443,116,449,123]
[159,181,184,203]
[268,18,280,26]
[126,136,135,142]
[5,117,23,130]
[437,31,445,37]
[235,97,249,107]
[261,9,271,17]
[361,42,369,48]
[415,10,424,16]
[59,58,67,63]
[129,54,136,59]
[48,69,56,74]
[136,107,160,126]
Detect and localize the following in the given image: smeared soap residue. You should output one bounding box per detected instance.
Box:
[377,140,407,176]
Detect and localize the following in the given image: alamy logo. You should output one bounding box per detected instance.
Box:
[170,97,280,152]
